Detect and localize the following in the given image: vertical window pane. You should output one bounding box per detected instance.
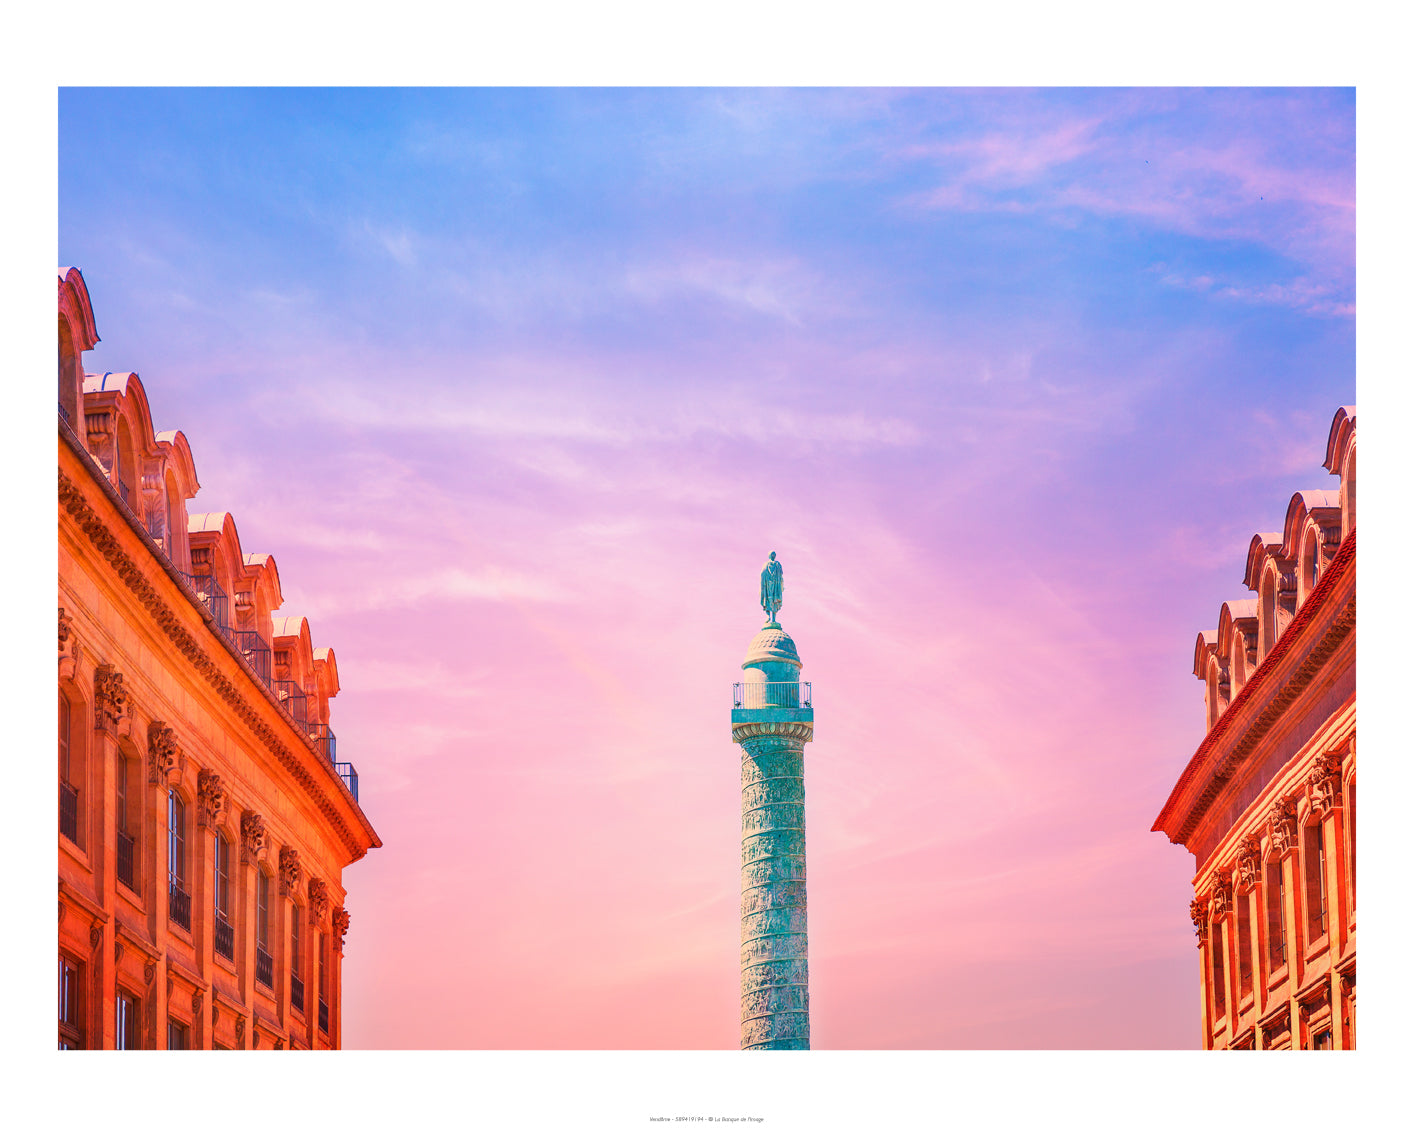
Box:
[1237,892,1253,999]
[257,872,269,948]
[291,904,300,976]
[59,695,71,782]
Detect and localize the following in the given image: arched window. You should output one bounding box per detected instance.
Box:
[214,832,234,960]
[59,692,80,846]
[58,318,78,426]
[1303,531,1320,600]
[115,418,137,513]
[1210,917,1227,1017]
[1259,570,1277,659]
[1344,448,1357,535]
[168,790,191,931]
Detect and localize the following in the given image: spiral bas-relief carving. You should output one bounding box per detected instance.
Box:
[739,735,810,1050]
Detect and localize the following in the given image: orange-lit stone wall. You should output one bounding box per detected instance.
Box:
[1154,406,1356,1050]
[57,267,380,1050]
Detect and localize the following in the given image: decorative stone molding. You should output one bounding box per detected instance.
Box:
[90,922,104,950]
[279,845,302,897]
[147,721,181,785]
[333,906,350,954]
[58,609,83,680]
[1189,898,1209,946]
[235,1015,246,1046]
[192,988,204,1017]
[85,409,115,472]
[196,767,227,828]
[1268,795,1299,857]
[144,961,156,986]
[58,465,374,864]
[58,900,65,925]
[308,877,330,923]
[1209,870,1233,918]
[211,1002,220,1026]
[1308,751,1345,816]
[94,663,129,734]
[274,1038,284,1051]
[731,720,814,744]
[1340,970,1356,1002]
[115,938,124,964]
[1236,834,1263,891]
[241,810,267,864]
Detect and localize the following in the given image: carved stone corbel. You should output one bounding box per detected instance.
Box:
[235,1015,246,1047]
[144,961,156,987]
[1189,898,1208,946]
[1235,834,1262,892]
[1268,795,1298,857]
[1308,751,1345,816]
[241,810,267,864]
[308,878,330,923]
[1209,870,1233,918]
[148,721,182,786]
[89,922,104,950]
[212,1002,220,1026]
[278,846,302,897]
[58,609,82,680]
[192,988,204,1017]
[333,906,350,954]
[94,663,129,734]
[197,768,227,829]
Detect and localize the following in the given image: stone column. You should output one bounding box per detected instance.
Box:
[732,618,814,1050]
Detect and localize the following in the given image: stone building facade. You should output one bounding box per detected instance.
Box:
[58,267,381,1050]
[1154,406,1356,1050]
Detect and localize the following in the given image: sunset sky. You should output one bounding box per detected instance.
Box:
[58,87,1356,1049]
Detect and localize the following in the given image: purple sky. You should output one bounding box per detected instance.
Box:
[54,88,1358,1051]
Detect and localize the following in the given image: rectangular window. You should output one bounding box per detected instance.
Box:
[318,932,330,1034]
[214,834,230,920]
[59,695,79,845]
[257,872,270,948]
[168,791,185,887]
[1305,823,1327,941]
[1209,924,1226,1016]
[1266,861,1286,969]
[1236,891,1254,1000]
[1312,1028,1332,1050]
[1348,778,1356,908]
[290,902,305,1014]
[58,955,83,1050]
[116,757,136,890]
[167,1019,189,1050]
[117,991,140,1050]
[58,694,71,783]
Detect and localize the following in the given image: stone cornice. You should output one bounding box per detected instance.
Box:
[732,721,815,744]
[1154,530,1355,847]
[58,437,380,864]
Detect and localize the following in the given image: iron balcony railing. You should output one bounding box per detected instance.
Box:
[169,880,192,931]
[335,762,359,802]
[116,829,136,891]
[273,680,308,727]
[118,477,133,509]
[255,946,274,989]
[214,916,235,960]
[233,629,272,683]
[290,974,305,1014]
[178,571,230,631]
[309,722,337,764]
[318,999,329,1035]
[59,781,79,843]
[732,681,812,709]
